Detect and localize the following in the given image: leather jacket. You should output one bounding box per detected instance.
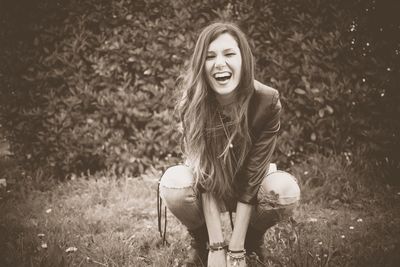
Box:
[236,80,281,204]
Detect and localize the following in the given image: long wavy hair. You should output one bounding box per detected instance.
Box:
[177,22,255,201]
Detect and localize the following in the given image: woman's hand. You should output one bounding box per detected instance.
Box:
[207,250,226,267]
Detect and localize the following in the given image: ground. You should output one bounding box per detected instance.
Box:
[1,159,399,266]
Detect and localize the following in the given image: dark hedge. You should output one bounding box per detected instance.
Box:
[0,0,399,180]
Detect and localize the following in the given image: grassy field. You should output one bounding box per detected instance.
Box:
[1,153,399,267]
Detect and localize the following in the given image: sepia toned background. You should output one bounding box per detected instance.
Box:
[1,0,399,266]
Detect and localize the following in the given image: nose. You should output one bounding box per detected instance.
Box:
[215,54,226,69]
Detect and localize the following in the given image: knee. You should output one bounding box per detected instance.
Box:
[260,171,300,205]
[159,165,197,210]
[159,165,194,189]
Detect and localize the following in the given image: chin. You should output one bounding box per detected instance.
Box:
[220,88,236,95]
[212,82,238,94]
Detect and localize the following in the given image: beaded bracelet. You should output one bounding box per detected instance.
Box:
[227,249,246,263]
[207,241,228,252]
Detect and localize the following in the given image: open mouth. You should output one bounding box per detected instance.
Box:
[214,72,232,82]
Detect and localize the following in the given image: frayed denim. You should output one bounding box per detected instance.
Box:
[159,164,300,232]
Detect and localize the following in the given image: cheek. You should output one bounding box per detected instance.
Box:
[229,57,242,71]
[233,61,242,77]
[204,62,213,74]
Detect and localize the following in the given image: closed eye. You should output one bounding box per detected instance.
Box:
[226,53,236,57]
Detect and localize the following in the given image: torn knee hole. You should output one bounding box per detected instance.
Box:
[160,184,193,189]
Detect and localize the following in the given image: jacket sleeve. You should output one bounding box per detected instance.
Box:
[236,91,282,204]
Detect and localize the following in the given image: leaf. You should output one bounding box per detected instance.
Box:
[314,97,325,104]
[310,133,317,141]
[294,88,306,95]
[0,141,12,156]
[326,105,334,114]
[311,88,320,94]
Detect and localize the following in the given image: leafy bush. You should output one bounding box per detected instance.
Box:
[0,0,398,179]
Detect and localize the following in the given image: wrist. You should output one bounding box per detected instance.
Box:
[208,234,224,245]
[207,241,228,252]
[228,241,245,251]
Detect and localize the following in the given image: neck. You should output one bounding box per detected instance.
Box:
[215,90,237,106]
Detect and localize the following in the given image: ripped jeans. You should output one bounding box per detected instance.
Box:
[159,164,300,232]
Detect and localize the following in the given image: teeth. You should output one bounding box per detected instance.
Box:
[214,72,231,78]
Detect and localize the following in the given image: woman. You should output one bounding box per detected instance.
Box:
[159,22,300,267]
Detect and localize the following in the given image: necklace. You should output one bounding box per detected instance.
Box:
[217,109,239,176]
[217,110,233,149]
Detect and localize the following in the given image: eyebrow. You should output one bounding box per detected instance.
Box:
[207,48,236,53]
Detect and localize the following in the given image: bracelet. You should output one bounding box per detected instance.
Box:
[228,249,246,254]
[227,249,246,261]
[207,241,228,252]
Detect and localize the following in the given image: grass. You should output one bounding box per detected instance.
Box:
[1,153,400,267]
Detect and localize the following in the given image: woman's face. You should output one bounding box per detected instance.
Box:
[204,33,242,96]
